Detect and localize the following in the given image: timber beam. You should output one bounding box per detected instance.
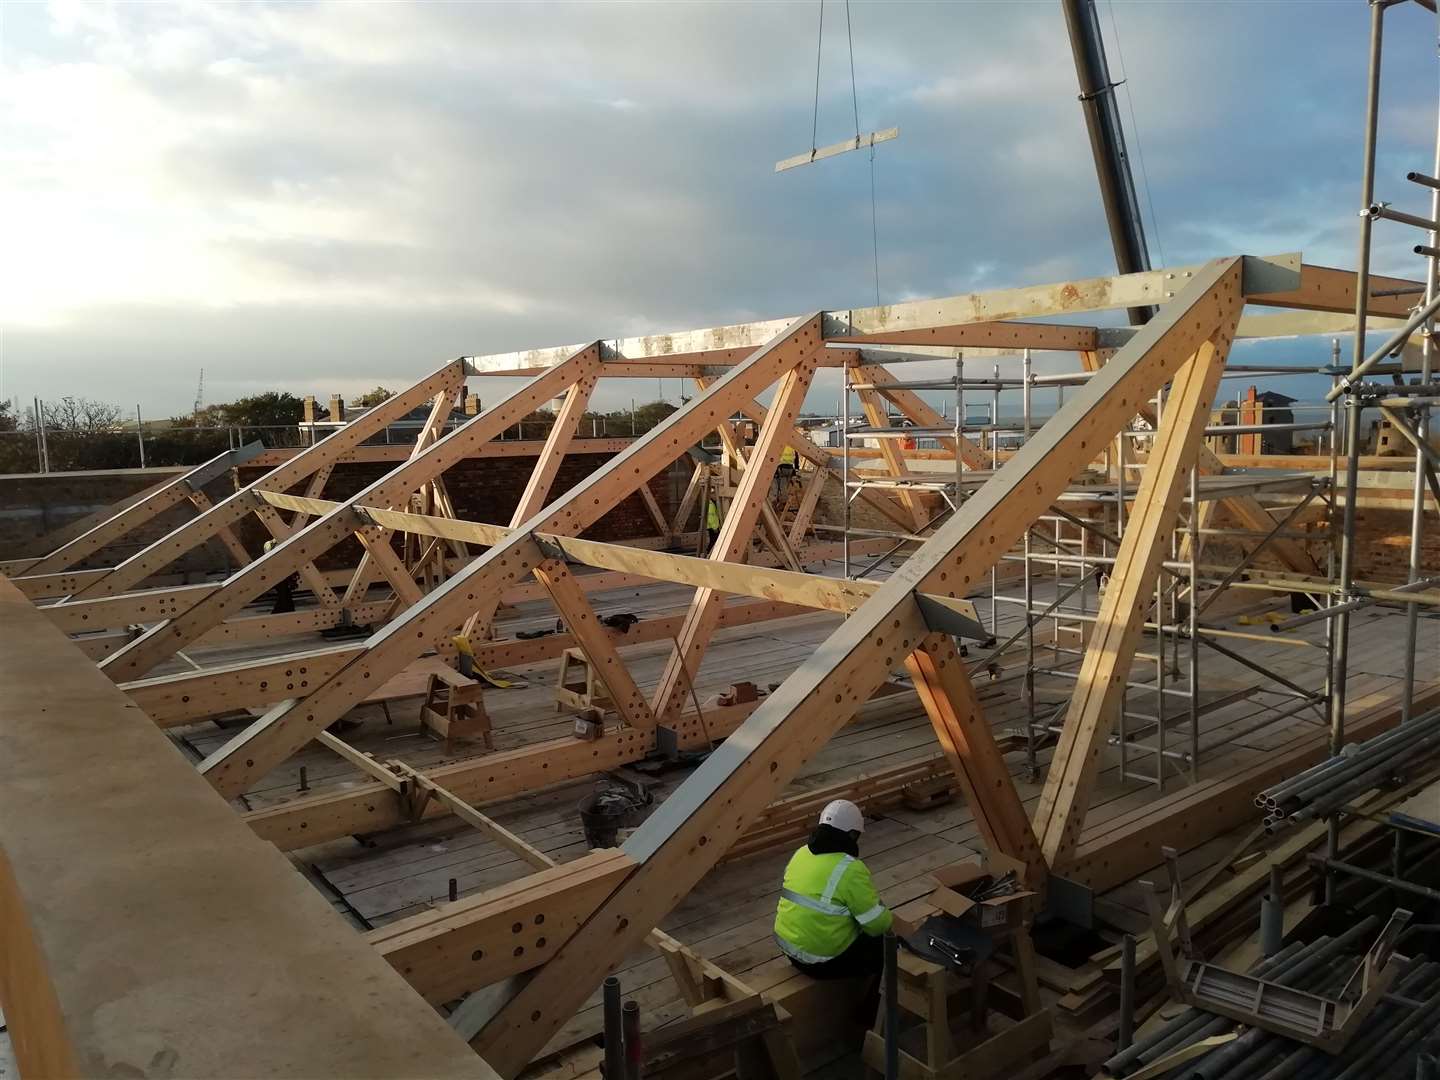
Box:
[1035,319,1241,870]
[469,257,1261,1076]
[243,690,779,850]
[460,253,1312,383]
[64,361,470,601]
[124,596,809,728]
[97,349,602,683]
[194,315,827,799]
[225,501,992,629]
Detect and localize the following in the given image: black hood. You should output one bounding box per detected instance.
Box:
[807,822,860,858]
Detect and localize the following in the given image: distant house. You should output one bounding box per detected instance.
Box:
[1256,390,1297,454]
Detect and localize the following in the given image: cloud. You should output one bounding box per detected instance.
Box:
[1,0,1436,418]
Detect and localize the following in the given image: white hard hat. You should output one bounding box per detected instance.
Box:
[819,799,864,834]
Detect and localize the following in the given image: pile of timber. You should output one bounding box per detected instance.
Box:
[722,755,952,863]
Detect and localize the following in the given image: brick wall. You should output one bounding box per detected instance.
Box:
[1,453,686,577]
[232,453,687,568]
[6,461,1427,586]
[1201,500,1437,585]
[0,468,240,575]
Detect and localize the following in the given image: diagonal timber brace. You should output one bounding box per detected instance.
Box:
[853,362,991,470]
[906,632,1042,879]
[855,376,929,530]
[651,358,818,723]
[96,349,601,683]
[470,257,1253,1077]
[1035,320,1242,870]
[193,315,825,798]
[343,388,463,606]
[528,554,655,730]
[64,362,469,601]
[460,368,599,642]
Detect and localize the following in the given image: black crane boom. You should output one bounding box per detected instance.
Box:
[1060,0,1155,324]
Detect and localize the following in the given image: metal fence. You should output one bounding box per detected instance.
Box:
[0,414,643,475]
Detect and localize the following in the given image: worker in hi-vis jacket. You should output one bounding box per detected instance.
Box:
[773,800,912,978]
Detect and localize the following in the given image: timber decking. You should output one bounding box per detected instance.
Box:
[132,565,1437,1067]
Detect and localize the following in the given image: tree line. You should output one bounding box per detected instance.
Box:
[0,389,682,474]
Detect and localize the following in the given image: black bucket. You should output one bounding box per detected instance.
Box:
[578,785,651,848]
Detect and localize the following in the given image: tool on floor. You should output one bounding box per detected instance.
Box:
[578,775,654,849]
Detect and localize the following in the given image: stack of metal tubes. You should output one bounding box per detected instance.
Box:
[1103,917,1440,1078]
[1257,708,1440,833]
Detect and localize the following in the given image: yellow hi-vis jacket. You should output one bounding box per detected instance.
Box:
[780,446,797,466]
[773,847,892,964]
[706,500,720,530]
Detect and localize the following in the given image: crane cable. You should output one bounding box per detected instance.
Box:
[808,0,883,306]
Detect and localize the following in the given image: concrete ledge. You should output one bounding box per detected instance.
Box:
[0,574,495,1079]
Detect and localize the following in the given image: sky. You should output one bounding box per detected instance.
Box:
[2,0,1437,423]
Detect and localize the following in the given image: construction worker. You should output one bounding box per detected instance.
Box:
[705,497,721,551]
[773,800,908,978]
[774,444,797,498]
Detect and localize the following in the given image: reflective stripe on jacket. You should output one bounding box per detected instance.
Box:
[773,846,892,964]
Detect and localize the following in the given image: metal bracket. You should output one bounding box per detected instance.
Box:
[913,593,990,642]
[655,725,681,761]
[1040,874,1094,928]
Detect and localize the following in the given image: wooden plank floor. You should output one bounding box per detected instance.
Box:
[154,564,1439,1062]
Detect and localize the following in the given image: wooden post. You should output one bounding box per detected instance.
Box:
[1034,323,1239,870]
[650,358,818,723]
[470,261,1245,1078]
